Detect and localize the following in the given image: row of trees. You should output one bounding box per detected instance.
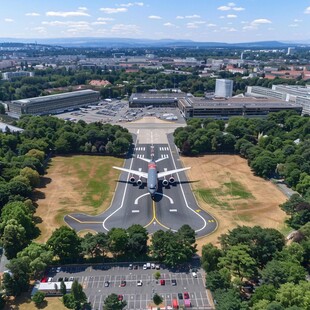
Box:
[202,225,310,310]
[1,224,197,298]
[174,111,310,199]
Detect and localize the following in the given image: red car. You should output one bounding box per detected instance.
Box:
[160,279,165,285]
[41,277,48,283]
[118,295,123,301]
[184,292,189,299]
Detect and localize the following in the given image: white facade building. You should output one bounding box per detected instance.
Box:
[215,79,233,98]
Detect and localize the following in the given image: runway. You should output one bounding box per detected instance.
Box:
[64,134,217,238]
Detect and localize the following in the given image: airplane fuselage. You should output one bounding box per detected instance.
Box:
[147,161,158,196]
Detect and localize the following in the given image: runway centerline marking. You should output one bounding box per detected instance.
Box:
[144,200,174,231]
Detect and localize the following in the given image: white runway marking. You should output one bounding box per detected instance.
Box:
[167,143,207,233]
[102,137,139,231]
[169,209,178,212]
[132,210,140,213]
[156,192,174,204]
[134,192,150,204]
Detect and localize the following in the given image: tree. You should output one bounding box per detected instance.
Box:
[250,284,277,306]
[32,291,45,307]
[17,242,53,279]
[213,288,246,310]
[205,268,231,292]
[220,226,285,267]
[218,245,257,281]
[201,243,223,272]
[1,219,28,259]
[153,293,163,305]
[107,228,128,257]
[154,272,161,280]
[103,293,127,310]
[81,232,108,258]
[261,259,306,288]
[20,167,40,188]
[127,224,148,258]
[62,280,87,310]
[60,280,67,295]
[47,226,82,262]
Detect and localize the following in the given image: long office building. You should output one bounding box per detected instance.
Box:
[247,85,310,115]
[9,89,100,116]
[129,92,302,119]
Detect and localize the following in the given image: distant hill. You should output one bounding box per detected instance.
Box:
[0,37,307,48]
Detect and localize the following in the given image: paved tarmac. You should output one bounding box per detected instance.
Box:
[64,127,217,237]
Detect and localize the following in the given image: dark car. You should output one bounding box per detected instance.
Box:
[133,265,138,270]
[120,280,126,287]
[171,279,177,286]
[178,293,183,300]
[118,295,123,301]
[104,281,109,287]
[184,292,189,299]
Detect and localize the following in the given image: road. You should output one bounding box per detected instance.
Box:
[65,127,217,237]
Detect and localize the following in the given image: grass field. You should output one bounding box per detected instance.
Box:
[34,155,123,243]
[182,154,288,249]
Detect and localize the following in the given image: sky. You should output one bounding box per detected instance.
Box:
[1,1,310,43]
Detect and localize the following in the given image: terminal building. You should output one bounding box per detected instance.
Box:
[8,89,100,116]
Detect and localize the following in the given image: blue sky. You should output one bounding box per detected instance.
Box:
[1,1,310,42]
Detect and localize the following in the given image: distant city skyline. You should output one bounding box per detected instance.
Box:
[1,1,310,42]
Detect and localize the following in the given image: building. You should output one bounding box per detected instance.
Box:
[215,79,233,98]
[129,92,187,107]
[129,92,302,119]
[2,71,34,80]
[31,281,73,297]
[0,122,24,132]
[247,85,310,115]
[178,96,302,120]
[8,89,100,116]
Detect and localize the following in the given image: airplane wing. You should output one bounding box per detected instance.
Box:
[112,166,148,179]
[158,167,191,179]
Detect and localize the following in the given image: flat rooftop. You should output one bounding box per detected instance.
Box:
[184,96,302,109]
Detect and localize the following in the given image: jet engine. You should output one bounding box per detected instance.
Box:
[169,176,175,184]
[162,178,169,186]
[130,176,135,183]
[137,178,142,186]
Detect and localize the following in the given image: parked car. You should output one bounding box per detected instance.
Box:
[171,279,177,286]
[120,280,126,287]
[137,280,143,286]
[118,295,123,301]
[143,264,147,270]
[151,263,156,269]
[160,279,165,286]
[178,293,183,300]
[133,265,138,270]
[155,264,160,270]
[184,292,189,299]
[104,281,109,287]
[129,264,133,270]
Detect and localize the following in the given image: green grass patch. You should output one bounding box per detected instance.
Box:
[195,189,232,210]
[223,180,254,199]
[236,214,252,222]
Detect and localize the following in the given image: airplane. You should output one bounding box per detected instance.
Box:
[113,152,191,199]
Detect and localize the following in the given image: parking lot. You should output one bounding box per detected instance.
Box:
[46,263,213,310]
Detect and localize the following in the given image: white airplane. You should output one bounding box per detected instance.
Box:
[113,153,190,199]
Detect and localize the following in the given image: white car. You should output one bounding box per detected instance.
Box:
[137,280,143,286]
[143,264,147,270]
[192,272,197,278]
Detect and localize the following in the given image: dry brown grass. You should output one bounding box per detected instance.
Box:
[34,155,123,243]
[181,154,288,252]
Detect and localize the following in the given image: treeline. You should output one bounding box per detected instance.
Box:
[0,116,132,258]
[174,111,310,199]
[2,224,196,298]
[1,65,309,101]
[202,225,310,310]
